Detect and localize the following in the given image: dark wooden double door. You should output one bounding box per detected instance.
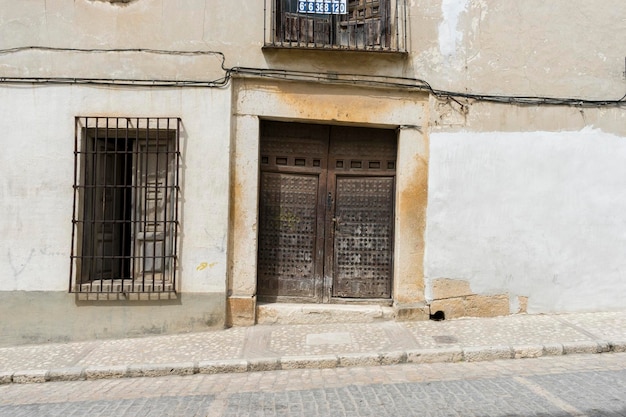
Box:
[257,121,396,302]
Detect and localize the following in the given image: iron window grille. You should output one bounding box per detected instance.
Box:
[265,0,407,52]
[70,117,181,294]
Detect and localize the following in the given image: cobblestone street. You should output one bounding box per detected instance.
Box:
[1,352,625,416]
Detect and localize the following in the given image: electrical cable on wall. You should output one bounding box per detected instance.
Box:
[0,46,625,108]
[0,46,230,88]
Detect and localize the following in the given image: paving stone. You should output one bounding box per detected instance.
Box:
[402,314,593,349]
[4,355,626,416]
[527,369,626,417]
[0,310,623,386]
[220,377,564,417]
[76,329,246,367]
[0,341,96,373]
[0,395,215,417]
[305,332,352,346]
[558,311,626,341]
[269,323,393,356]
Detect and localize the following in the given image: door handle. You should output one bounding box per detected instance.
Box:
[327,192,332,208]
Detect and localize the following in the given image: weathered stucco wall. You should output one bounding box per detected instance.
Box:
[0,85,231,293]
[425,127,626,315]
[0,292,224,347]
[0,84,231,343]
[411,0,626,99]
[2,0,625,101]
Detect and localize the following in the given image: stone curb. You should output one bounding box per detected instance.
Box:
[0,371,14,384]
[198,359,248,374]
[48,367,84,382]
[127,362,197,378]
[1,340,624,385]
[12,369,48,384]
[610,340,626,352]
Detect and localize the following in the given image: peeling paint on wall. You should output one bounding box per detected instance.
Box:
[438,0,468,57]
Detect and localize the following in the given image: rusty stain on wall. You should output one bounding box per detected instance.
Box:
[229,178,251,293]
[276,90,395,125]
[394,154,429,304]
[233,79,425,128]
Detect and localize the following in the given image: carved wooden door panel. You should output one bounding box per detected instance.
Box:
[257,122,329,301]
[325,126,396,299]
[330,176,394,298]
[258,121,396,302]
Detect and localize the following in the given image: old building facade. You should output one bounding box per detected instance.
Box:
[1,0,625,345]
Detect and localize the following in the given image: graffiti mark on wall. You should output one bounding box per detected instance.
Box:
[197,262,219,271]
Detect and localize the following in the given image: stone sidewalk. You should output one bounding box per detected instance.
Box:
[1,310,625,384]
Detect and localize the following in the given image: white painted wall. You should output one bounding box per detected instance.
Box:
[0,85,231,293]
[425,128,626,313]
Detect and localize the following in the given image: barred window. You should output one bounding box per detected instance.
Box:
[70,117,180,294]
[265,0,407,52]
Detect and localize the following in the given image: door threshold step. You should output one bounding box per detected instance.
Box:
[256,303,396,325]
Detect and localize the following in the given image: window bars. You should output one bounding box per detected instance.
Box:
[265,0,407,52]
[71,117,181,294]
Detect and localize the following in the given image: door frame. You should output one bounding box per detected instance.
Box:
[227,79,429,325]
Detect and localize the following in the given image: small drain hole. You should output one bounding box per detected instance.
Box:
[429,310,445,321]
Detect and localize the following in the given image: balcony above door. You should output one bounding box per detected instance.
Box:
[264,0,407,53]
